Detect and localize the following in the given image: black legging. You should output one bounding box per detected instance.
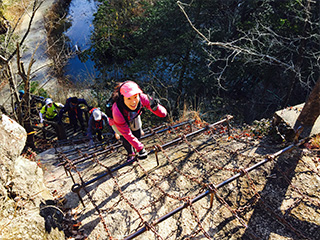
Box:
[120,129,141,155]
[68,109,85,130]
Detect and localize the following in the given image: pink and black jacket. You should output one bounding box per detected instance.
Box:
[108,93,167,152]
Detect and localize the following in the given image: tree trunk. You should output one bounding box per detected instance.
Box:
[297,78,320,126]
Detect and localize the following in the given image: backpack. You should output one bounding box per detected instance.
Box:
[105,97,144,125]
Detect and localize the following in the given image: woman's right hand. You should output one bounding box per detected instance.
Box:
[149,92,160,111]
[115,133,120,140]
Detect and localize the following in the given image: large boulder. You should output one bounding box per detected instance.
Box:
[0,114,27,194]
[0,114,64,239]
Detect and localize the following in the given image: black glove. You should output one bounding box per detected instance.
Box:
[137,148,148,159]
[149,92,160,111]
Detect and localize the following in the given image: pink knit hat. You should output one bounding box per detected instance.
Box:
[120,81,142,98]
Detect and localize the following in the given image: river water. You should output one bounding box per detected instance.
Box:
[64,0,98,83]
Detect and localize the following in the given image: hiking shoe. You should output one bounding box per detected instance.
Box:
[137,148,148,159]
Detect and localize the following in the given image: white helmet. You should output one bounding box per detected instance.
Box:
[45,98,53,105]
[93,109,102,121]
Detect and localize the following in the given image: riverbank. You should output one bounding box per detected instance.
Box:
[0,0,57,109]
[22,0,97,104]
[0,0,96,111]
[17,0,68,99]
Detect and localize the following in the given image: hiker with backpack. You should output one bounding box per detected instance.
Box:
[108,81,167,162]
[58,97,89,133]
[39,98,64,123]
[87,108,116,146]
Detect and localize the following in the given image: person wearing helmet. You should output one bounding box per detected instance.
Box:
[39,98,64,123]
[87,108,115,146]
[108,81,167,162]
[58,96,89,133]
[15,89,45,116]
[14,89,25,112]
[18,90,25,99]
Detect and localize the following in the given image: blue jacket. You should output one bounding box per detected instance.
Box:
[58,97,88,121]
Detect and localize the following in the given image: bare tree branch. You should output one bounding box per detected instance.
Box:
[177,1,296,74]
[8,0,44,62]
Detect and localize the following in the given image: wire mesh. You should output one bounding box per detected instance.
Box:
[53,116,320,240]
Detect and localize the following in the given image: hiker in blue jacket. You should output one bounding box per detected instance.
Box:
[58,97,89,133]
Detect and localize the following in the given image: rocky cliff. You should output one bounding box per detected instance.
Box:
[0,114,64,240]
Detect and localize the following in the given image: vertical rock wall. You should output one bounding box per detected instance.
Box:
[0,114,64,239]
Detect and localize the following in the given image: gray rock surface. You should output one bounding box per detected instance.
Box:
[0,114,64,239]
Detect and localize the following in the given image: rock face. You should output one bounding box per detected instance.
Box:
[274,103,320,138]
[0,114,27,199]
[0,114,64,240]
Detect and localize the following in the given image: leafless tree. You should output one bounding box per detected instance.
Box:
[0,0,44,122]
[177,0,320,121]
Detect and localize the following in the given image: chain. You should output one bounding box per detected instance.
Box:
[63,156,114,239]
[185,197,213,239]
[301,157,320,178]
[53,120,319,240]
[207,184,248,228]
[235,168,261,214]
[107,163,164,240]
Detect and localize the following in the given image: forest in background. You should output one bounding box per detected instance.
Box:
[84,0,320,124]
[1,0,320,125]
